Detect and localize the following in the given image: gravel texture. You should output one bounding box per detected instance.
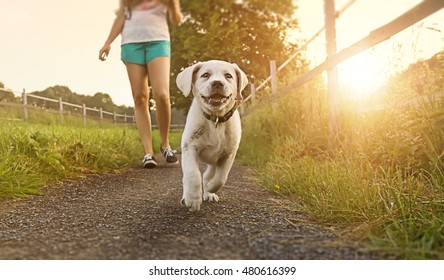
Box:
[0,160,374,260]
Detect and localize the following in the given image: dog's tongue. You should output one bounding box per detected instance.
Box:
[206,94,228,106]
[209,94,225,101]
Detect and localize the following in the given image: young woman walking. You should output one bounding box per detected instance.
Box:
[99,0,182,168]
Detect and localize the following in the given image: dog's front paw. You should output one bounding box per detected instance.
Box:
[204,192,220,202]
[181,197,202,212]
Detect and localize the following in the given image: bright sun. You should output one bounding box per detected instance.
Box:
[337,51,386,99]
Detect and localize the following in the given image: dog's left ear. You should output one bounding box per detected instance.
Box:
[232,63,248,101]
[176,62,203,97]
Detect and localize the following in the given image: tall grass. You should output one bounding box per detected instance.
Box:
[239,75,444,258]
[0,110,182,199]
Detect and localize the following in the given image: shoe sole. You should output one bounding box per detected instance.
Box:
[143,161,158,169]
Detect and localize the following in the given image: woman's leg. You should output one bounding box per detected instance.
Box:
[125,62,154,156]
[148,56,171,150]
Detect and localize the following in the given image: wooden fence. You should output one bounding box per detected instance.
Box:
[0,88,187,129]
[241,0,444,132]
[0,88,134,126]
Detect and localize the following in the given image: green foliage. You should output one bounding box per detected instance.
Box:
[239,52,444,259]
[0,118,182,199]
[0,88,18,103]
[170,0,304,109]
[384,51,444,100]
[0,82,18,103]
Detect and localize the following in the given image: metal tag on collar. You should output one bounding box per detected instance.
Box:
[215,116,220,127]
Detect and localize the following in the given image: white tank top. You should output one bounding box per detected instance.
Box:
[121,0,170,45]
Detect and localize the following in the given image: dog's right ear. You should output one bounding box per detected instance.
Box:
[176,62,203,97]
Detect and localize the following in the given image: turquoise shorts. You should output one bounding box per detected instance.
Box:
[121,41,171,65]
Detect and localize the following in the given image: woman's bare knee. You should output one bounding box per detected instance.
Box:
[133,93,149,108]
[153,90,170,105]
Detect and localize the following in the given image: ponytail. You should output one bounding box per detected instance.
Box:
[124,0,133,20]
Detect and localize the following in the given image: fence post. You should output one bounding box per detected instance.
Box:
[113,112,117,125]
[22,89,28,121]
[58,97,63,122]
[99,108,103,121]
[324,0,339,137]
[270,60,277,95]
[58,97,63,113]
[82,103,87,127]
[250,82,256,105]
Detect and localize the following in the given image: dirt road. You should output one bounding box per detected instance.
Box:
[0,162,373,259]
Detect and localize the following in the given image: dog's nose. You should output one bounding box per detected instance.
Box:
[211,81,223,89]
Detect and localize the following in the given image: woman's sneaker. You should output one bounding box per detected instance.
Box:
[142,154,158,168]
[160,146,179,165]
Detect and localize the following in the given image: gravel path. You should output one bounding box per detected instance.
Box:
[0,161,373,260]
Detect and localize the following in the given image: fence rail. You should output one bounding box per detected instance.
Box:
[0,87,134,126]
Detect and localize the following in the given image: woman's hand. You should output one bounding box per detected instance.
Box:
[99,3,125,62]
[99,44,111,61]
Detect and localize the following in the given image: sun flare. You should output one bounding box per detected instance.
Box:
[338,52,387,99]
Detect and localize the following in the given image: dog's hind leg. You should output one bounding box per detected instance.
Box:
[203,164,216,190]
[203,165,219,202]
[204,154,236,201]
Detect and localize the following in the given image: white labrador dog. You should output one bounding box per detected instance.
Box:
[176,60,248,212]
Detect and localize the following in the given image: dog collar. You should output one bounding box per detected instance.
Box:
[202,104,238,127]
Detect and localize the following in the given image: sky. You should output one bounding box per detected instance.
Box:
[0,0,443,106]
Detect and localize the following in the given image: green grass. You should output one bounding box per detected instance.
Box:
[239,89,444,259]
[0,111,182,199]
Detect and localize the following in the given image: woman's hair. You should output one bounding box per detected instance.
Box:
[123,0,140,19]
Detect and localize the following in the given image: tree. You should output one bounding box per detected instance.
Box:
[170,0,303,109]
[89,92,115,112]
[29,86,84,110]
[0,81,18,103]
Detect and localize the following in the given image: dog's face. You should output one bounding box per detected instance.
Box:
[176,60,248,112]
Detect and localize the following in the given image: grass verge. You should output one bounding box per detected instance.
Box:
[239,92,444,259]
[0,117,182,199]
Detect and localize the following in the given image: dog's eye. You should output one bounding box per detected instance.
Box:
[201,73,210,78]
[225,73,233,79]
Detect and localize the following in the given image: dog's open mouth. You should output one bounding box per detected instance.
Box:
[201,94,232,107]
